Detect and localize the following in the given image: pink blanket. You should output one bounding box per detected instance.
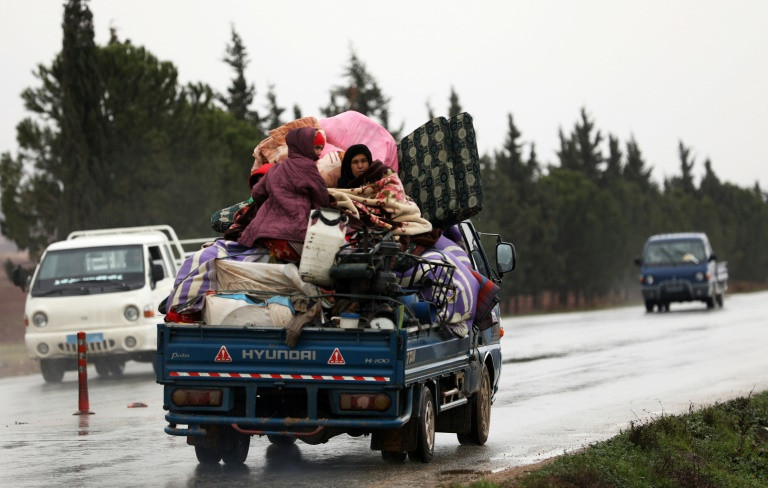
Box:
[320,111,399,172]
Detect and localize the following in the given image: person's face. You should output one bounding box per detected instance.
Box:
[314,144,323,158]
[351,154,370,178]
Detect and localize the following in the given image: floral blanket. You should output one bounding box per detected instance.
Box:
[328,173,432,236]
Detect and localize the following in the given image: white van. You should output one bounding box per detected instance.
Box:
[18,225,201,383]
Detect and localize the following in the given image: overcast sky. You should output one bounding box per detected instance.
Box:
[2,0,767,190]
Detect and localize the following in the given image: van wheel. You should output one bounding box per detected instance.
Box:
[40,359,64,384]
[194,445,221,464]
[644,300,654,313]
[108,359,125,377]
[457,363,491,446]
[408,386,435,463]
[94,360,111,378]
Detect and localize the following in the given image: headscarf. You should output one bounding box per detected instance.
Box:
[338,144,373,188]
[286,127,321,162]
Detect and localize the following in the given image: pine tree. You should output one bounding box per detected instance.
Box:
[448,86,462,118]
[603,134,623,185]
[321,49,394,130]
[426,100,435,120]
[623,136,655,192]
[220,26,260,126]
[263,83,285,130]
[665,141,696,194]
[58,0,108,234]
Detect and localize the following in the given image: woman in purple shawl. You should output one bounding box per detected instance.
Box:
[238,127,330,262]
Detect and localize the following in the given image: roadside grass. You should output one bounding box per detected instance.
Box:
[464,391,768,488]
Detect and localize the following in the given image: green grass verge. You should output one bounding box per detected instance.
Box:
[468,391,768,488]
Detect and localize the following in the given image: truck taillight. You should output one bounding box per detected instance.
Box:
[339,393,391,411]
[171,389,223,407]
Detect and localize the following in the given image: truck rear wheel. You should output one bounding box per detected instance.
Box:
[267,435,297,446]
[222,431,250,465]
[40,359,64,384]
[457,363,491,446]
[194,445,221,464]
[381,450,407,463]
[408,386,435,463]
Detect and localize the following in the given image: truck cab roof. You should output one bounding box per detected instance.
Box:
[48,231,171,251]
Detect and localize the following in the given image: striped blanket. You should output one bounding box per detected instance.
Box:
[166,240,269,313]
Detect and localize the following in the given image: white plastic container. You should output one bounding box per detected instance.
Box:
[338,312,360,329]
[299,208,347,287]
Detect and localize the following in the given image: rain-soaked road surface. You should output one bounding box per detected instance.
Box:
[2,291,767,487]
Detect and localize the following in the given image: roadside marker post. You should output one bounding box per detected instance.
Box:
[74,331,94,415]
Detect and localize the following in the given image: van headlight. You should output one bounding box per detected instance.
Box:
[695,272,704,281]
[124,305,140,321]
[645,275,654,285]
[32,312,48,328]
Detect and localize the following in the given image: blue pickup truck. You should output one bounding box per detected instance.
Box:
[635,232,728,312]
[156,220,515,465]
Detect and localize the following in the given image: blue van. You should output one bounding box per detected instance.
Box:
[635,232,728,312]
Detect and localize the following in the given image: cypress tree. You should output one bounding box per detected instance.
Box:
[58,0,107,234]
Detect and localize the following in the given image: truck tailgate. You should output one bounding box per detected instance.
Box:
[157,324,403,385]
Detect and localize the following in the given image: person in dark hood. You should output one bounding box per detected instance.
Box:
[238,127,330,262]
[337,144,392,188]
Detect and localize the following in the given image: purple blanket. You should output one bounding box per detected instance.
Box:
[401,235,480,336]
[167,240,269,313]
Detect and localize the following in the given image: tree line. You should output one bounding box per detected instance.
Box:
[2,0,767,309]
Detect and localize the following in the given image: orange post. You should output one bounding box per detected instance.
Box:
[74,331,94,415]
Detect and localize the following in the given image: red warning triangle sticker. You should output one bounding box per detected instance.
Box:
[215,345,232,362]
[328,348,345,365]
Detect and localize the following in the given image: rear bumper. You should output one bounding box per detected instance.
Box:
[164,386,413,437]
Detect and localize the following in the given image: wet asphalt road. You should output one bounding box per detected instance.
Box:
[2,290,767,487]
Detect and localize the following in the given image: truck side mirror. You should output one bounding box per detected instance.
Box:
[634,257,642,266]
[11,265,29,292]
[150,263,165,286]
[496,242,516,275]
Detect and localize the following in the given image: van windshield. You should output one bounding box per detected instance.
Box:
[31,245,146,297]
[643,239,707,266]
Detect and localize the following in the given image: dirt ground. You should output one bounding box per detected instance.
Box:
[0,274,39,378]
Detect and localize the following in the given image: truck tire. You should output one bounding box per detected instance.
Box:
[408,386,435,463]
[457,364,491,446]
[40,359,64,384]
[267,435,296,446]
[222,432,250,465]
[381,450,407,463]
[194,445,221,464]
